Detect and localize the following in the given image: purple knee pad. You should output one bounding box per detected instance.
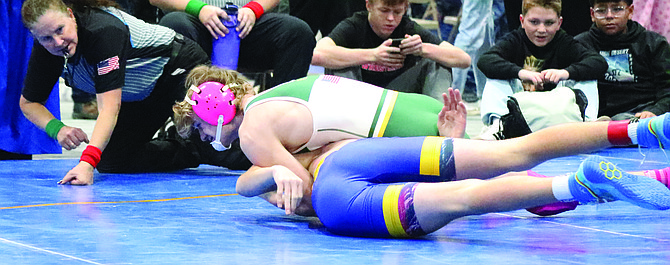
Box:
[526,201,579,216]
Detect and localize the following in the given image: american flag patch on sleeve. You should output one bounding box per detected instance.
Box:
[97,56,120,75]
[321,75,341,84]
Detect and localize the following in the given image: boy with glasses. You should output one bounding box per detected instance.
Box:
[575,0,670,121]
[528,0,670,216]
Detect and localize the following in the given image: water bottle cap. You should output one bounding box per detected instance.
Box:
[222,3,238,27]
[224,2,238,13]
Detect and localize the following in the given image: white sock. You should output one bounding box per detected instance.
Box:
[628,122,638,144]
[551,174,573,201]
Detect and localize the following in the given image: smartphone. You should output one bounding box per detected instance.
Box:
[390,38,403,54]
[390,38,403,48]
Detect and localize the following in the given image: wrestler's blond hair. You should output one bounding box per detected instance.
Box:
[172,65,255,139]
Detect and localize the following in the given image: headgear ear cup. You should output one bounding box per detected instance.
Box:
[189,81,237,126]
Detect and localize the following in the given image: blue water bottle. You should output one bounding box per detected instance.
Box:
[212,3,240,70]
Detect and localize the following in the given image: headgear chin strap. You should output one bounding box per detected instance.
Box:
[185,81,237,152]
[210,115,231,151]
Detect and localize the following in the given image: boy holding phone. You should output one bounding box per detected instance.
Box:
[311,0,471,100]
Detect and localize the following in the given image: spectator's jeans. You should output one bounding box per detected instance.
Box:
[326,58,452,101]
[452,0,506,99]
[480,79,599,125]
[451,0,494,99]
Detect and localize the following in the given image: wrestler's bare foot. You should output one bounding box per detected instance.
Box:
[437,88,467,138]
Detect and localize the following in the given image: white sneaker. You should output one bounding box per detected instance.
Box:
[464,100,480,116]
[476,121,502,140]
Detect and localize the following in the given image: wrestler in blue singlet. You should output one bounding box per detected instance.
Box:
[311,136,456,238]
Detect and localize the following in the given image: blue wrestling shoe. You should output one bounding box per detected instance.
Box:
[636,113,670,149]
[569,156,670,210]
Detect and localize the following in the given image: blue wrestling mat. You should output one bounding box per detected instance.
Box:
[1,147,670,264]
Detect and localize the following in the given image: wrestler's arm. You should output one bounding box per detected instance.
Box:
[237,165,316,216]
[235,166,281,211]
[237,165,297,196]
[437,88,467,138]
[238,108,316,215]
[240,140,314,215]
[237,166,282,210]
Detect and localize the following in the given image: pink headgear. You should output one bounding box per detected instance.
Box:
[186,81,237,126]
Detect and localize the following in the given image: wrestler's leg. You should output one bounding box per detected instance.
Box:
[413,173,556,234]
[452,113,670,180]
[451,122,611,180]
[413,156,670,234]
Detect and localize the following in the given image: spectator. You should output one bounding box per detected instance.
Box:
[477,0,607,139]
[575,0,670,121]
[311,0,470,101]
[451,0,508,109]
[150,0,315,89]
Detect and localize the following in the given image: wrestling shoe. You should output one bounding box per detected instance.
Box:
[636,113,670,149]
[569,156,670,210]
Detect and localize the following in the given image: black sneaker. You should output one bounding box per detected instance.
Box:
[497,96,532,140]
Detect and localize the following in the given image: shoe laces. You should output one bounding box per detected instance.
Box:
[493,119,505,140]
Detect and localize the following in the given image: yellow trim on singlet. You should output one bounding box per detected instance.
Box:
[419,136,443,176]
[312,157,326,182]
[373,91,399,137]
[382,184,407,238]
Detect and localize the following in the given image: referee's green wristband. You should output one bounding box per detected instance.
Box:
[45,119,66,139]
[185,0,207,17]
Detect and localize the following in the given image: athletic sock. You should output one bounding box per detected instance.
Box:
[628,122,638,144]
[551,174,575,201]
[643,167,670,189]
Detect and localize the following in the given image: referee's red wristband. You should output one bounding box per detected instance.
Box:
[243,1,264,19]
[80,145,102,168]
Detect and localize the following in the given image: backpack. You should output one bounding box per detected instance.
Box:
[495,86,588,139]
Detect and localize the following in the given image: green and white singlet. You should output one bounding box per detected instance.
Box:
[244,75,443,152]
